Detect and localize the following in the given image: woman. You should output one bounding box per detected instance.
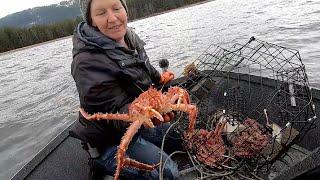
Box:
[71,0,180,179]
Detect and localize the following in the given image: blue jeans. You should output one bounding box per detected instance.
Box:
[95,123,182,180]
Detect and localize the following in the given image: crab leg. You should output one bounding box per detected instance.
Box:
[207,121,226,138]
[168,87,190,105]
[124,157,160,171]
[114,120,158,180]
[170,104,198,134]
[79,108,132,122]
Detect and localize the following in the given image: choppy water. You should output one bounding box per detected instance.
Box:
[0,0,319,179]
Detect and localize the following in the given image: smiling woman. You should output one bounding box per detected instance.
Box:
[71,0,178,179]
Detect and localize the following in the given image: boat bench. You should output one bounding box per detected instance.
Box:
[69,128,114,180]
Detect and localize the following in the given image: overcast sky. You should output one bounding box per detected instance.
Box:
[0,0,64,18]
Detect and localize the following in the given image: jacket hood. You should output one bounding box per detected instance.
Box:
[72,21,146,57]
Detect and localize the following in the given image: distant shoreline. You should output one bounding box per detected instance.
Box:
[130,0,212,22]
[0,36,72,56]
[0,0,212,56]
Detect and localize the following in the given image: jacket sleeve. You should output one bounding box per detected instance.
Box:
[71,52,132,123]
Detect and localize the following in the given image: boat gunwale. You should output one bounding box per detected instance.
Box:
[11,124,72,180]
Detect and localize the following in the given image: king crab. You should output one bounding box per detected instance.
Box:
[231,118,270,158]
[184,121,228,168]
[80,86,197,180]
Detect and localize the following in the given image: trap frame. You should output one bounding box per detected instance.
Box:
[168,36,317,178]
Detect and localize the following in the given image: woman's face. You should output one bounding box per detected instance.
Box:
[90,0,128,43]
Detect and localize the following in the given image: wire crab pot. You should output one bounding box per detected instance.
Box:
[171,37,317,178]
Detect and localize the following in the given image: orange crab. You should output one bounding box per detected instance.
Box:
[184,121,227,168]
[232,118,270,158]
[80,86,198,180]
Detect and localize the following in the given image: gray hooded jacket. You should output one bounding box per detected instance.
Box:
[71,22,161,149]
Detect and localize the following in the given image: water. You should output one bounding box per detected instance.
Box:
[0,0,319,179]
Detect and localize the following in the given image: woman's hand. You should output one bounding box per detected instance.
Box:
[159,71,175,85]
[152,112,175,125]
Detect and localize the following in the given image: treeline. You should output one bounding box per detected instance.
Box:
[126,0,206,20]
[0,17,82,53]
[0,0,207,53]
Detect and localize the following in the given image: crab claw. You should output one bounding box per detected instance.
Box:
[143,109,164,128]
[152,162,160,169]
[135,104,164,122]
[79,108,95,120]
[150,109,164,122]
[124,158,160,171]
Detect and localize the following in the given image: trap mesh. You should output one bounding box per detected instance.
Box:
[172,37,317,178]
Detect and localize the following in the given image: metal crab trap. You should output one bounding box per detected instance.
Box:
[167,37,317,179]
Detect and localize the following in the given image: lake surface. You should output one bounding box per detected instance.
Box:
[0,0,319,179]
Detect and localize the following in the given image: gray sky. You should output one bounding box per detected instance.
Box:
[0,0,64,18]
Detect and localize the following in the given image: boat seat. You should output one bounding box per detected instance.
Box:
[69,123,109,180]
[69,130,100,158]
